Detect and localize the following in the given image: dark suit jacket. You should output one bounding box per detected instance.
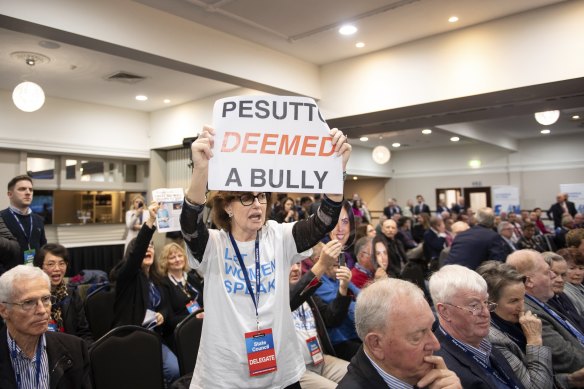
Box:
[548,201,577,229]
[435,329,525,389]
[0,329,91,389]
[423,229,445,262]
[414,203,430,215]
[444,225,506,269]
[383,205,402,218]
[337,345,388,389]
[0,208,47,274]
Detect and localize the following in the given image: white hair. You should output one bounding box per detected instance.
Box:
[429,264,487,303]
[0,265,50,303]
[355,278,426,340]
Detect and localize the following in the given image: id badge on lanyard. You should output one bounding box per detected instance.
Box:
[245,328,278,376]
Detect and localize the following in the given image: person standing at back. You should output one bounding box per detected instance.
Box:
[0,175,46,275]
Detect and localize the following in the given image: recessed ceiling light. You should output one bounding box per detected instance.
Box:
[422,129,432,135]
[448,16,459,23]
[359,136,369,142]
[352,176,358,180]
[378,135,383,140]
[392,142,401,148]
[450,136,460,142]
[572,115,581,120]
[163,99,171,104]
[355,42,365,48]
[135,95,148,101]
[540,129,551,134]
[339,24,357,35]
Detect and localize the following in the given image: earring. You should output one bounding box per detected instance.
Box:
[227,211,233,218]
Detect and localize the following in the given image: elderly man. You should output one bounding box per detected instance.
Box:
[0,265,91,388]
[380,218,407,277]
[498,221,517,257]
[445,207,506,269]
[507,249,584,380]
[430,265,525,388]
[338,278,461,389]
[350,237,376,289]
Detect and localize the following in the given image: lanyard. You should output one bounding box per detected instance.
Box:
[526,294,584,345]
[229,231,261,330]
[9,209,33,248]
[170,274,199,300]
[10,334,43,388]
[441,328,520,389]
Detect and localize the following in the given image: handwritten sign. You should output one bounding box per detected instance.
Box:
[208,95,343,193]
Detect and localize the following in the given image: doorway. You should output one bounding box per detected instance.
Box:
[435,188,461,210]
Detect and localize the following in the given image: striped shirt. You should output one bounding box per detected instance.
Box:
[364,348,413,389]
[7,330,50,389]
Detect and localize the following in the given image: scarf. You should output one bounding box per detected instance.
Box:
[51,282,69,330]
[490,312,527,351]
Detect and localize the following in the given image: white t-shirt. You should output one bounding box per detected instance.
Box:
[188,220,308,389]
[292,301,320,365]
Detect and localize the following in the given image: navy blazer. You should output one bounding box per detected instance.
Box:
[435,329,525,389]
[444,225,506,270]
[337,345,388,389]
[0,208,47,273]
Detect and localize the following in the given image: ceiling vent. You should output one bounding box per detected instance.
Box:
[105,71,146,84]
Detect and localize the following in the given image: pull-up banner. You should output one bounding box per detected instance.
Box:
[208,95,343,194]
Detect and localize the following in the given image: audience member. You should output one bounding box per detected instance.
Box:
[436,199,451,215]
[289,240,351,388]
[566,229,584,254]
[379,219,407,278]
[430,265,525,388]
[0,265,91,388]
[323,201,356,269]
[0,175,47,274]
[350,237,375,289]
[451,197,466,216]
[158,242,204,350]
[423,216,447,266]
[542,251,584,333]
[438,221,469,268]
[402,199,414,218]
[413,195,430,215]
[507,212,523,243]
[180,125,351,387]
[338,278,461,389]
[33,244,93,343]
[507,249,584,377]
[411,213,430,243]
[558,248,584,315]
[113,202,179,383]
[124,194,146,250]
[498,221,517,257]
[516,222,545,252]
[574,214,584,229]
[273,196,299,223]
[382,198,401,219]
[477,261,553,389]
[395,216,417,250]
[374,214,387,238]
[445,207,506,269]
[549,193,577,230]
[556,215,575,249]
[532,208,550,234]
[354,223,376,243]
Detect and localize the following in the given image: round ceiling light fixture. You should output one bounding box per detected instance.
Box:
[10,52,50,113]
[534,110,560,126]
[372,145,391,165]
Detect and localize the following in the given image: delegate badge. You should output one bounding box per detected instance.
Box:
[306,336,324,365]
[186,300,201,314]
[245,328,277,376]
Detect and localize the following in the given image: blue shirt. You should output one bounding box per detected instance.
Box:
[314,274,359,345]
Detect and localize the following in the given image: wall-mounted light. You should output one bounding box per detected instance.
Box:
[372,145,391,164]
[534,110,560,125]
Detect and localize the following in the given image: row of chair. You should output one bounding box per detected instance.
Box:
[85,287,204,388]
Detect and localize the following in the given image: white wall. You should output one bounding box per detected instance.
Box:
[0,90,150,158]
[319,0,584,119]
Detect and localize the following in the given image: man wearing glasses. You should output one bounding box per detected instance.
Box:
[430,264,525,388]
[0,265,91,388]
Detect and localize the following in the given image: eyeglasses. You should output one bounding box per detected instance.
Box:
[2,295,56,311]
[443,301,497,316]
[239,193,267,206]
[44,261,67,269]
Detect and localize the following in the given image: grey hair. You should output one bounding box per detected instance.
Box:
[355,278,425,340]
[354,236,372,258]
[476,207,495,228]
[497,221,511,234]
[429,264,487,304]
[541,251,565,267]
[0,265,50,303]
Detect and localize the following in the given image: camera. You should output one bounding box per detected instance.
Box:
[138,201,144,208]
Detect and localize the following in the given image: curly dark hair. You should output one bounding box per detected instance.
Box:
[212,191,273,232]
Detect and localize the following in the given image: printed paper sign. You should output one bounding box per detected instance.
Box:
[152,188,184,233]
[208,95,343,194]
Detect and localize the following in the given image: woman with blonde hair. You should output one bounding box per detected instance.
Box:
[124,193,146,250]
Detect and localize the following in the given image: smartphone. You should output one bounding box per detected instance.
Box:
[338,252,346,268]
[138,201,144,208]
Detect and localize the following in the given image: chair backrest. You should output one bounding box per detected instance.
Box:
[174,310,204,376]
[89,325,164,389]
[84,287,115,340]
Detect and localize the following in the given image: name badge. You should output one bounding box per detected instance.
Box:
[245,328,277,376]
[24,249,35,266]
[48,319,60,332]
[306,336,324,365]
[186,300,201,314]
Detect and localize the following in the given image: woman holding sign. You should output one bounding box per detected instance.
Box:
[180,124,351,388]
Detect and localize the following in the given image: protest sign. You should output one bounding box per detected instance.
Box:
[208,95,343,194]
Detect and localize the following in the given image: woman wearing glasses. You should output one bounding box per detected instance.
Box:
[33,243,93,343]
[181,125,351,388]
[477,261,554,389]
[112,201,179,384]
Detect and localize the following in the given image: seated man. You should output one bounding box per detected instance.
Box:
[430,264,525,388]
[0,265,91,388]
[350,236,375,289]
[289,239,352,388]
[507,249,584,378]
[338,278,461,389]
